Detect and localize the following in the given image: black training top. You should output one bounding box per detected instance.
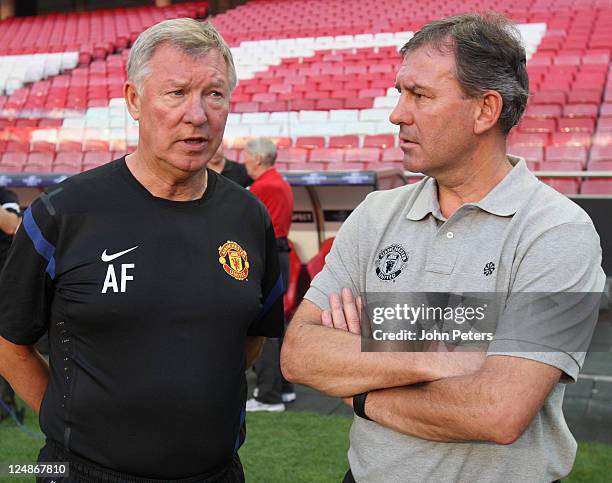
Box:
[0,187,20,268]
[0,158,284,479]
[221,159,252,188]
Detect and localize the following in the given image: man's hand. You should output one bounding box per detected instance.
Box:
[321,288,363,335]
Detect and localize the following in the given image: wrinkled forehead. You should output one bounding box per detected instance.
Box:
[396,45,458,87]
[148,44,229,83]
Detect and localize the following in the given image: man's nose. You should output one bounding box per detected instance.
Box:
[389,96,414,126]
[184,95,207,125]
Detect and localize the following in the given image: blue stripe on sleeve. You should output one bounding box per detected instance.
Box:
[233,406,246,453]
[22,207,56,280]
[257,274,284,322]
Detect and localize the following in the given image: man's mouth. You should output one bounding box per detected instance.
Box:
[182,137,207,145]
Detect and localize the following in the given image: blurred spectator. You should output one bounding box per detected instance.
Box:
[0,188,23,423]
[208,143,252,187]
[243,137,295,412]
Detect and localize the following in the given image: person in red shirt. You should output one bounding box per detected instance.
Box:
[243,137,295,412]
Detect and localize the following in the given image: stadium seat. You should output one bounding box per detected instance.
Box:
[309,148,345,163]
[541,179,580,195]
[296,137,326,149]
[364,134,395,149]
[581,179,612,194]
[329,135,360,148]
[508,146,544,163]
[545,146,588,165]
[345,148,381,162]
[0,152,26,172]
[82,151,112,171]
[277,147,309,163]
[283,239,302,319]
[306,237,335,280]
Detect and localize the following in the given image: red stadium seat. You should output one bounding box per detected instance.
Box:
[306,237,335,280]
[23,152,54,172]
[283,239,302,319]
[550,132,592,147]
[541,179,580,195]
[329,161,366,170]
[329,135,360,148]
[590,146,612,162]
[344,148,381,162]
[524,105,563,119]
[588,161,612,171]
[364,135,395,149]
[563,104,598,118]
[382,147,404,162]
[309,148,345,163]
[519,119,556,133]
[287,162,325,170]
[508,146,544,163]
[82,152,112,171]
[545,146,587,164]
[276,148,309,163]
[558,118,595,133]
[540,161,583,171]
[0,152,27,172]
[581,180,612,194]
[296,137,326,149]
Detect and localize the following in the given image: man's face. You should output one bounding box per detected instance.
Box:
[127,44,230,174]
[390,46,478,176]
[243,150,258,179]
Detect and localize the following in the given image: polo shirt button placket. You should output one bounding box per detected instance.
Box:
[446,231,454,239]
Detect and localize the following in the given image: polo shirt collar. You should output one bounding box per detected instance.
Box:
[406,156,535,221]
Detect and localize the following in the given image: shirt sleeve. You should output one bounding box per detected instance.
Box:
[247,207,284,337]
[304,200,364,311]
[0,196,58,345]
[487,222,606,382]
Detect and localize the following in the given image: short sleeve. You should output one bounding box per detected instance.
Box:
[488,222,606,382]
[247,208,284,337]
[304,201,364,310]
[0,197,58,345]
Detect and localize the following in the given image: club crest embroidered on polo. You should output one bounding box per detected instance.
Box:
[375,244,409,281]
[218,240,249,281]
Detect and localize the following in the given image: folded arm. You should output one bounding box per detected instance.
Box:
[281,291,484,397]
[363,354,561,444]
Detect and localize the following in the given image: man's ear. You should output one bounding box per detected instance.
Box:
[124,81,141,121]
[473,90,503,135]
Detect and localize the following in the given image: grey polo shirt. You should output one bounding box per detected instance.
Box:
[305,157,606,482]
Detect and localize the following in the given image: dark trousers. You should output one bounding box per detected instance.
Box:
[37,439,245,483]
[253,248,294,403]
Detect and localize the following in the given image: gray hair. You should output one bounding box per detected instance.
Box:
[400,13,529,134]
[127,18,236,94]
[245,138,277,166]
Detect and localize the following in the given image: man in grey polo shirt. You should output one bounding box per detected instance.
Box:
[281,13,605,483]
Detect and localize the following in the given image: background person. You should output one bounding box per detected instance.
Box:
[243,137,296,412]
[282,13,605,483]
[0,19,283,482]
[208,143,252,188]
[0,188,23,424]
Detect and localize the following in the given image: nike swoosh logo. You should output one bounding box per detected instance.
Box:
[101,245,139,263]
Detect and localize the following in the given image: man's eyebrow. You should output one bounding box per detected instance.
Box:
[396,82,431,93]
[163,79,189,88]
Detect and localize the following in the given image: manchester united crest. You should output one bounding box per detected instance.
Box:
[218,240,249,281]
[375,244,409,281]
